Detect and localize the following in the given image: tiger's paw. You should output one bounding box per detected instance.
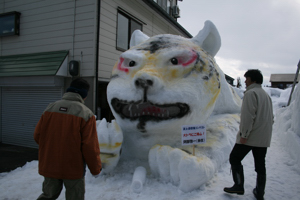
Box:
[148,145,215,192]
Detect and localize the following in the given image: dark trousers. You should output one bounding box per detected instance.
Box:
[37,177,85,200]
[229,144,267,175]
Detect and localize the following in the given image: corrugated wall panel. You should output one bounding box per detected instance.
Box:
[1,87,63,148]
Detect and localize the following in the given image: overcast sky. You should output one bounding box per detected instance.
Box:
[177,0,300,87]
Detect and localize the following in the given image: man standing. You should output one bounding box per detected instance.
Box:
[34,78,102,200]
[223,69,273,200]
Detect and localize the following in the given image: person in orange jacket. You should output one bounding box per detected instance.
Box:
[34,78,102,200]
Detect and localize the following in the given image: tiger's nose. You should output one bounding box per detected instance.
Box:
[135,78,153,89]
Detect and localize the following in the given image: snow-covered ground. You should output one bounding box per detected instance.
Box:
[1,85,299,200]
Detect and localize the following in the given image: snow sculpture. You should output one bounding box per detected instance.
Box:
[98,20,242,192]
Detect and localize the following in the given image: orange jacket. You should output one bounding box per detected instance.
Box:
[34,92,102,179]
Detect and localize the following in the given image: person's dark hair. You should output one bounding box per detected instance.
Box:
[244,69,263,84]
[70,78,90,91]
[66,78,90,99]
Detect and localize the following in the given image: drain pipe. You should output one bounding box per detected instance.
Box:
[95,0,101,117]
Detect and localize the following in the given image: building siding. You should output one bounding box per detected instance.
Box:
[98,0,189,80]
[0,0,97,77]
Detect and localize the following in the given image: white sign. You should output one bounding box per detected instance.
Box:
[181,124,206,146]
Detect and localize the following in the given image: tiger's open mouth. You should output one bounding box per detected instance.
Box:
[111,98,190,131]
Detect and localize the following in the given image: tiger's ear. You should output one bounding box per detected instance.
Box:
[191,20,221,57]
[130,30,150,48]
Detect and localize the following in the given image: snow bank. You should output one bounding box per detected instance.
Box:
[264,86,292,109]
[232,86,245,99]
[273,84,300,172]
[213,75,242,114]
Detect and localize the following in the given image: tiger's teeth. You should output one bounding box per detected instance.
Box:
[129,104,133,117]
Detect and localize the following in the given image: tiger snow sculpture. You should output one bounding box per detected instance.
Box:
[97,20,242,192]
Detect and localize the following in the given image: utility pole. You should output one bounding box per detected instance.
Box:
[287,60,300,106]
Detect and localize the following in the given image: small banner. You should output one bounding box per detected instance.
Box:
[181,124,206,146]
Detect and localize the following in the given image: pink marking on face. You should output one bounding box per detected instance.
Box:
[182,51,198,67]
[118,57,129,73]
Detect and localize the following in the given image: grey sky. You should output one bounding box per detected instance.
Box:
[177,0,300,87]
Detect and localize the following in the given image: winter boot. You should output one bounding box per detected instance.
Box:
[253,174,266,200]
[224,165,245,195]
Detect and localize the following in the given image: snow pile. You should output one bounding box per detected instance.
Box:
[213,80,242,114]
[291,86,300,137]
[273,85,300,172]
[232,86,245,99]
[264,86,292,109]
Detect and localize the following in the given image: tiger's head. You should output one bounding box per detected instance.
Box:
[107,21,225,155]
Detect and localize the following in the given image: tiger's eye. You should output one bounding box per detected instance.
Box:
[129,61,136,67]
[171,58,178,65]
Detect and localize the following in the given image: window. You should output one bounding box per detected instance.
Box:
[154,0,176,16]
[167,0,171,14]
[157,0,167,11]
[117,11,142,51]
[0,11,21,37]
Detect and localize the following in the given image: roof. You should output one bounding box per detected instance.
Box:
[0,50,69,77]
[225,74,234,81]
[269,74,300,82]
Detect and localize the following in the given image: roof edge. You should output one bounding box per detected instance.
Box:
[142,0,192,38]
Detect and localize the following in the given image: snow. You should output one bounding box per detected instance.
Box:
[1,85,300,200]
[130,166,147,194]
[96,119,123,173]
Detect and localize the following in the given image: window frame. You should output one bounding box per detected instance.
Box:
[0,11,21,37]
[116,10,143,52]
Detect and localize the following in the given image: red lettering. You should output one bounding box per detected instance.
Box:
[184,132,205,137]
